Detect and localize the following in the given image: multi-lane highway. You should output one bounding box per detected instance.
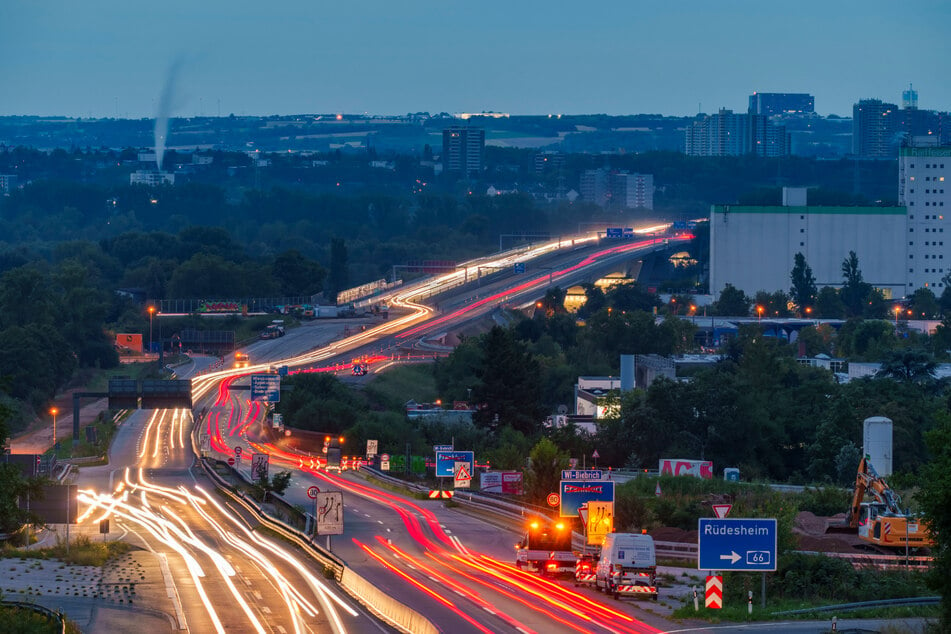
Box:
[73,230,691,633]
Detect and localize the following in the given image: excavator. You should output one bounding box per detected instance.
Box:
[841,456,932,550]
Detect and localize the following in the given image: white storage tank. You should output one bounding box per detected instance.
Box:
[863,416,893,476]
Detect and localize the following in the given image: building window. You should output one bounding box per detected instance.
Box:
[910,268,914,273]
[800,228,804,233]
[800,215,804,220]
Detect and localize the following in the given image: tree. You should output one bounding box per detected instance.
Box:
[255,470,292,503]
[816,286,846,318]
[712,283,751,316]
[753,290,792,318]
[789,252,817,315]
[919,412,951,627]
[472,326,546,436]
[909,288,941,320]
[839,251,873,318]
[326,237,349,304]
[875,349,937,383]
[524,437,569,506]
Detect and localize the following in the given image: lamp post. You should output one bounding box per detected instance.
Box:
[756,305,764,323]
[893,305,901,326]
[148,305,156,354]
[50,407,58,452]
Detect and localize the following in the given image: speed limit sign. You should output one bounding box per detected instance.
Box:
[547,493,560,507]
[307,486,320,499]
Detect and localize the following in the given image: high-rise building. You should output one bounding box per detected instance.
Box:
[902,84,919,110]
[130,170,175,186]
[748,93,815,117]
[442,126,485,175]
[581,169,654,209]
[0,174,18,194]
[685,109,788,157]
[899,138,951,292]
[852,99,900,158]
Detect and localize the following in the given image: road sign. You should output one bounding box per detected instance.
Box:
[591,450,600,459]
[366,439,378,457]
[251,453,269,480]
[307,486,320,499]
[316,491,344,535]
[380,452,390,471]
[712,504,732,519]
[433,444,453,452]
[705,575,723,608]
[428,490,454,499]
[454,462,471,488]
[561,469,603,480]
[559,480,614,518]
[233,445,242,458]
[513,262,525,274]
[547,493,560,507]
[199,434,210,453]
[698,518,777,572]
[606,227,623,238]
[435,450,474,478]
[227,457,236,466]
[272,413,283,429]
[587,501,614,546]
[250,373,281,402]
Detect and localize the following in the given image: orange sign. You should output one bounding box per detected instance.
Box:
[116,333,143,353]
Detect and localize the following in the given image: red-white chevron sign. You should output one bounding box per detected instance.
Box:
[705,575,723,609]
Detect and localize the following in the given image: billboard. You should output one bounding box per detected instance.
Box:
[559,480,614,518]
[115,333,143,353]
[480,471,523,495]
[659,458,713,479]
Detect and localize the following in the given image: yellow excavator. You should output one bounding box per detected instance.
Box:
[844,456,932,550]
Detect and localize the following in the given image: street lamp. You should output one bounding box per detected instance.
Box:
[148,305,156,354]
[893,305,901,326]
[756,305,764,322]
[50,407,58,452]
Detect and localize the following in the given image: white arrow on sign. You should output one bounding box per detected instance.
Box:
[720,551,741,564]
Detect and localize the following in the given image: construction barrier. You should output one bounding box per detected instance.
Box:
[428,490,454,499]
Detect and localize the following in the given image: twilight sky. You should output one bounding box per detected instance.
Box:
[2,1,948,119]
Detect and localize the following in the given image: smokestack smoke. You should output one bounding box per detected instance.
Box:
[154,59,183,171]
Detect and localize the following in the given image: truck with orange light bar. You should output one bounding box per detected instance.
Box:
[514,519,576,575]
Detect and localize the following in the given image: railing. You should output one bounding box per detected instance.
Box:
[1,601,66,634]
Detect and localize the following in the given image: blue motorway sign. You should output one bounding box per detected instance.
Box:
[605,227,623,238]
[435,450,474,478]
[559,480,614,518]
[561,469,603,480]
[433,444,454,452]
[698,518,777,571]
[250,374,281,402]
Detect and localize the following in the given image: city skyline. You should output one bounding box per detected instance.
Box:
[2,1,949,119]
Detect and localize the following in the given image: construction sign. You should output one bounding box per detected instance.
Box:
[705,575,723,609]
[586,501,614,546]
[454,461,471,488]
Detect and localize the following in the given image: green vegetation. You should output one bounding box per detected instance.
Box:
[0,604,79,634]
[1,536,133,567]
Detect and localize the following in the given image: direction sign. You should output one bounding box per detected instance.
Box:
[316,491,344,535]
[698,518,777,572]
[586,501,614,546]
[559,480,614,518]
[251,453,269,480]
[454,462,471,488]
[435,450,474,478]
[250,373,281,402]
[433,444,453,452]
[307,486,320,499]
[561,469,603,481]
[366,439,378,457]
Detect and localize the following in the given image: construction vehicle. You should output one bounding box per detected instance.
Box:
[840,456,932,550]
[515,519,576,575]
[260,321,285,339]
[234,351,250,368]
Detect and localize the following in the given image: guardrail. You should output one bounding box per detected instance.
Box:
[1,600,66,634]
[772,596,940,616]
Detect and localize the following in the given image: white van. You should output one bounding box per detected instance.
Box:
[594,532,658,600]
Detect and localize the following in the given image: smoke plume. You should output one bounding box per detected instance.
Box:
[154,59,183,171]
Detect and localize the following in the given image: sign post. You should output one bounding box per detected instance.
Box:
[316,491,343,551]
[306,485,320,535]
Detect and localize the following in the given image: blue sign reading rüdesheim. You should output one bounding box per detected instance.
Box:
[435,451,474,478]
[698,518,777,571]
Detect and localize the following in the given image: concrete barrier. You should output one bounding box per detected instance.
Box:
[339,567,438,634]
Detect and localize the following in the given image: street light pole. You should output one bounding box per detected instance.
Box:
[148,305,155,354]
[50,407,58,452]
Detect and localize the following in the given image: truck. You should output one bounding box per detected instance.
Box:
[260,321,285,339]
[834,456,933,550]
[514,519,576,575]
[234,351,250,368]
[594,532,658,600]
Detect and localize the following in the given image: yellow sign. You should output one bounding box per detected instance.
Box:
[587,501,614,545]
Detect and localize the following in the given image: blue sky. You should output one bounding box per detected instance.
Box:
[2,1,948,118]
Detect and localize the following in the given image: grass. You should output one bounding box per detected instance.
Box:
[364,364,438,409]
[0,605,79,634]
[671,597,939,623]
[1,536,133,567]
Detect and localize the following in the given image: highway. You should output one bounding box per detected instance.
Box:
[73,230,692,633]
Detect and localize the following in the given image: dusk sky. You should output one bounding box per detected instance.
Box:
[3,1,948,119]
